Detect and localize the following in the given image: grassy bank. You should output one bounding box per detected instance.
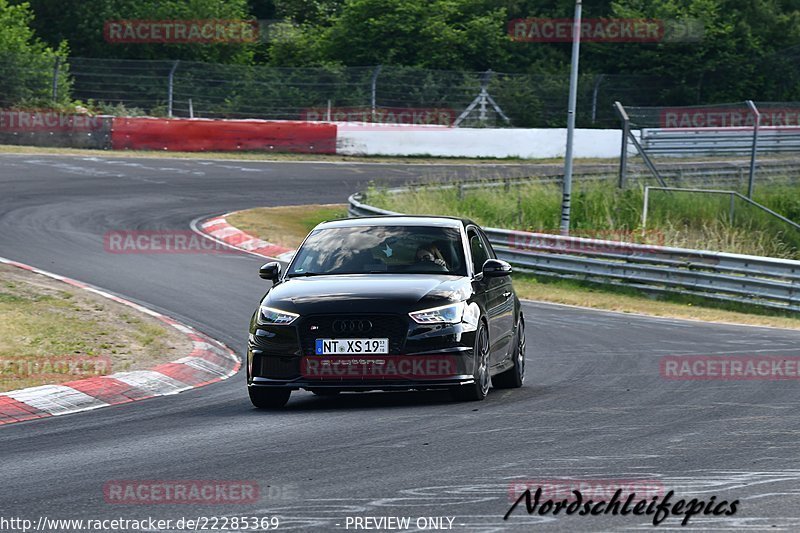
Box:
[0,264,191,392]
[228,204,800,329]
[227,204,348,248]
[368,179,800,258]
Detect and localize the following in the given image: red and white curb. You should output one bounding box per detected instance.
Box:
[196,214,296,261]
[0,257,240,426]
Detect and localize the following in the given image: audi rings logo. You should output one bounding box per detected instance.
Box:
[332,319,373,333]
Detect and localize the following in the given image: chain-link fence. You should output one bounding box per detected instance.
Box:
[4,52,797,129]
[0,53,700,128]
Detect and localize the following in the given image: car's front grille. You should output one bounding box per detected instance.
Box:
[297,314,408,356]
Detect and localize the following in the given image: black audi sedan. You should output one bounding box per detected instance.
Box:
[246,216,525,408]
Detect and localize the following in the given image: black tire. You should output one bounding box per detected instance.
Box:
[248,387,291,409]
[451,321,491,402]
[493,315,525,389]
[310,389,340,396]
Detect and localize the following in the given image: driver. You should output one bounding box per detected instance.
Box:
[415,243,448,269]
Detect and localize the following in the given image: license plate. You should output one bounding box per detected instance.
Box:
[315,338,389,355]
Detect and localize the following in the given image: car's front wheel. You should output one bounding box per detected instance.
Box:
[451,321,490,402]
[248,387,291,409]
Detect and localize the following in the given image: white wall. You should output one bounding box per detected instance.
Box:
[336,125,630,159]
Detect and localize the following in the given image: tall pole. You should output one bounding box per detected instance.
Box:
[560,0,582,236]
[746,99,760,198]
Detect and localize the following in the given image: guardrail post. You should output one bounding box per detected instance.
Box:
[167,60,179,118]
[614,101,630,188]
[746,100,760,198]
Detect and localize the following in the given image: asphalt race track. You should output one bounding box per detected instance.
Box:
[2,153,800,531]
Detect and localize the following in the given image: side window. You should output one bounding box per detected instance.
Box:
[477,229,497,259]
[468,229,489,274]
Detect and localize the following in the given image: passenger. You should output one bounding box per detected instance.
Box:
[415,244,448,269]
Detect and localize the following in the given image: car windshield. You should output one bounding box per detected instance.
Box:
[287,225,467,277]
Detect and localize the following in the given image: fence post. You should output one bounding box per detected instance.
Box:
[591,74,605,124]
[370,65,382,122]
[614,101,630,188]
[746,100,760,198]
[52,57,61,102]
[167,60,179,118]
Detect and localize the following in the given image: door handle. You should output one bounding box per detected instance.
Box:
[502,291,512,299]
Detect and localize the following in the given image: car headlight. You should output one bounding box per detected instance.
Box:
[409,301,467,324]
[258,305,299,325]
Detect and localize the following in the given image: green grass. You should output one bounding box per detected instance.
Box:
[0,265,188,392]
[367,179,800,258]
[227,204,348,248]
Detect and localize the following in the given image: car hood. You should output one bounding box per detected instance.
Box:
[262,274,473,315]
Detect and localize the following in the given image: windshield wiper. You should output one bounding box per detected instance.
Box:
[286,272,323,278]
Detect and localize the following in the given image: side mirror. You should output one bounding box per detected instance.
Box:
[259,262,281,282]
[482,258,512,277]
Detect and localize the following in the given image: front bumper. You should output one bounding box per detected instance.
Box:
[249,375,475,392]
[247,313,477,389]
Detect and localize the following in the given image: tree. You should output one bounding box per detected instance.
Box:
[17,0,257,63]
[0,0,69,106]
[268,0,510,70]
[597,0,800,102]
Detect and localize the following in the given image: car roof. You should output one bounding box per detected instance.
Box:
[316,215,476,229]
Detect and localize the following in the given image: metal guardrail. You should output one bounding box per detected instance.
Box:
[348,192,800,313]
[641,127,800,155]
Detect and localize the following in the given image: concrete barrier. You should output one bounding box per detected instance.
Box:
[0,111,624,159]
[0,111,112,149]
[111,117,337,153]
[336,125,623,158]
